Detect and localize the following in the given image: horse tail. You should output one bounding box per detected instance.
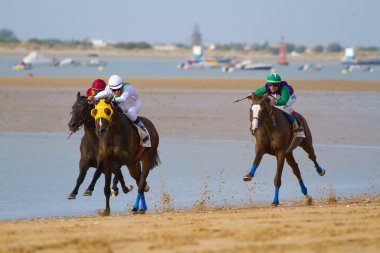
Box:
[148,151,161,170]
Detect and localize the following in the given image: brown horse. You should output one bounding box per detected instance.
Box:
[67,92,132,199]
[92,98,160,215]
[243,93,325,206]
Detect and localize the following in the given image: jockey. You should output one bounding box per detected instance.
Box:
[86,79,106,97]
[251,73,305,138]
[88,74,151,147]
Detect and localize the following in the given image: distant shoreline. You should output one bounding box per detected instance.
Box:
[0,45,345,62]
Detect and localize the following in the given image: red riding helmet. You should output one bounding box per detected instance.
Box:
[86,79,106,97]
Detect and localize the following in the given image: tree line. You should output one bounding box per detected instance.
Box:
[0,28,378,54]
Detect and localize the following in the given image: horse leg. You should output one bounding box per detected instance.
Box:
[68,160,89,199]
[127,162,142,212]
[243,148,265,181]
[136,157,152,213]
[83,167,103,196]
[285,152,313,205]
[113,166,133,196]
[97,164,112,216]
[300,141,326,176]
[111,173,119,197]
[272,152,286,206]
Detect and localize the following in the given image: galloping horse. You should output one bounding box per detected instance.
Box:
[67,92,132,199]
[243,93,325,206]
[92,98,160,215]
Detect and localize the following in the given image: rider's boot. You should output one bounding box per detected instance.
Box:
[133,117,151,147]
[293,119,305,138]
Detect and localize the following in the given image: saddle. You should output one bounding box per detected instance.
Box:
[280,110,296,124]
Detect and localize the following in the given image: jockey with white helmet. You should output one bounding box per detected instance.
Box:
[88,74,151,147]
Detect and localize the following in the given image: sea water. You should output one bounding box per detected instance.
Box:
[0,132,379,220]
[1,56,380,81]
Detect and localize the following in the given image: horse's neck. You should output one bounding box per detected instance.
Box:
[262,107,288,133]
[112,111,138,137]
[83,117,96,135]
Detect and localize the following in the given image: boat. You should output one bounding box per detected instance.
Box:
[298,63,323,71]
[240,63,273,70]
[342,47,380,65]
[21,51,57,66]
[177,45,232,70]
[12,61,32,71]
[59,58,80,66]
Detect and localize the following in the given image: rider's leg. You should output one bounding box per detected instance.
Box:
[126,105,151,147]
[283,94,305,138]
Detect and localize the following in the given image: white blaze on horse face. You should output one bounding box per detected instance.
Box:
[251,104,261,130]
[99,118,103,128]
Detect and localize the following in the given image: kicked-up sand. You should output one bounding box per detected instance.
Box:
[0,77,379,253]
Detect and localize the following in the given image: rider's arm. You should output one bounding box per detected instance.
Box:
[253,86,267,96]
[94,86,113,101]
[113,88,129,103]
[275,86,290,106]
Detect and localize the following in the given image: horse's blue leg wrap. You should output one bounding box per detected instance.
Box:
[133,193,142,210]
[249,164,258,176]
[140,192,147,210]
[273,188,280,205]
[299,179,308,195]
[315,164,323,174]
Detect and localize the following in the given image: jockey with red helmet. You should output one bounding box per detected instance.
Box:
[86,79,107,97]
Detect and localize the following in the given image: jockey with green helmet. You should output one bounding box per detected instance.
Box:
[251,73,305,138]
[88,74,151,147]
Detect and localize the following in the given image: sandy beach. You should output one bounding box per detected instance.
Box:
[0,77,379,252]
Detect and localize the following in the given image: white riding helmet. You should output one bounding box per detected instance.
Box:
[108,75,123,90]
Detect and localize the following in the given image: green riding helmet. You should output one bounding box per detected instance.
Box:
[267,73,282,83]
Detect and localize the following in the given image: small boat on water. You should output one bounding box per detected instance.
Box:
[240,63,273,70]
[298,63,323,71]
[22,51,57,66]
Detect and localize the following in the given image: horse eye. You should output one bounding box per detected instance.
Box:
[104,108,111,116]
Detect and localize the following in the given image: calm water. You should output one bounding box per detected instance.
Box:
[0,132,379,220]
[1,55,380,80]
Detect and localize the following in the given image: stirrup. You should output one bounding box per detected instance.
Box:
[294,130,305,138]
[142,136,151,147]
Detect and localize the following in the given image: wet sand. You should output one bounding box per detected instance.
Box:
[0,77,380,252]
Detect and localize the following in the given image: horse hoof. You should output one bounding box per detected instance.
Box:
[138,209,146,214]
[243,173,253,182]
[67,194,76,199]
[123,185,133,194]
[319,169,326,176]
[97,209,110,216]
[144,184,150,192]
[83,190,93,196]
[304,195,313,205]
[271,202,279,207]
[131,208,138,214]
[111,189,119,197]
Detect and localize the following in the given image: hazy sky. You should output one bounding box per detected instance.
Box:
[1,0,379,46]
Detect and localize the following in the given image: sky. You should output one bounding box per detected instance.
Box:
[1,0,379,47]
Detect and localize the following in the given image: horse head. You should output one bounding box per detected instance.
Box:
[250,94,273,136]
[68,92,93,133]
[91,97,114,136]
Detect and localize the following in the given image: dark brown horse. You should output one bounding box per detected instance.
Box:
[67,92,132,199]
[92,98,160,215]
[243,93,325,206]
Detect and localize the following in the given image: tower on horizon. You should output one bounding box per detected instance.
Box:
[277,36,288,65]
